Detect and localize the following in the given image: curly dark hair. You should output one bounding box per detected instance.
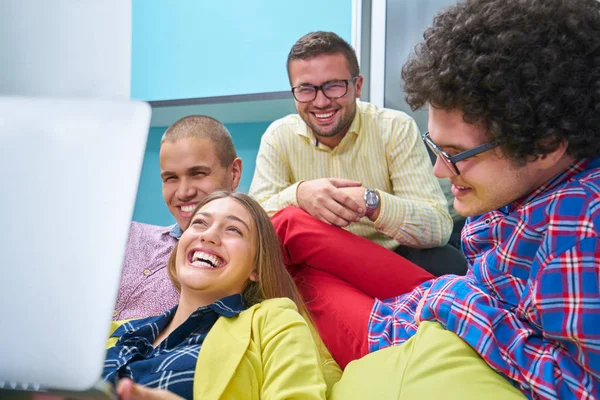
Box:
[402,0,600,164]
[287,31,360,80]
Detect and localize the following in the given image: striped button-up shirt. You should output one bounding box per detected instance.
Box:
[249,101,452,249]
[368,158,600,400]
[104,294,246,399]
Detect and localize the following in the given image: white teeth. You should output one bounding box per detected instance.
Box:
[181,204,196,213]
[191,259,213,268]
[191,251,222,268]
[315,111,334,119]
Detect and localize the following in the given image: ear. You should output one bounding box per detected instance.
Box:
[229,157,242,191]
[249,269,258,282]
[354,75,364,99]
[538,139,569,168]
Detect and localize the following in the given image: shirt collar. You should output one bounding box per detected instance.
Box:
[111,305,177,338]
[168,224,183,240]
[204,293,247,318]
[111,294,247,339]
[346,102,362,136]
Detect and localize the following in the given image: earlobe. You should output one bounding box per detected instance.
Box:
[230,158,242,191]
[249,270,258,282]
[354,75,364,99]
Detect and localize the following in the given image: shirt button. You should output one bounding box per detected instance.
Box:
[113,310,118,317]
[143,268,151,276]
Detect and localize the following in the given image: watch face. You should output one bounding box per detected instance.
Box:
[366,190,378,205]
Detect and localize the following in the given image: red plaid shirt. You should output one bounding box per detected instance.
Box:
[369,158,600,400]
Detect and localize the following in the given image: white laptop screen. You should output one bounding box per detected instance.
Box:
[0,96,150,392]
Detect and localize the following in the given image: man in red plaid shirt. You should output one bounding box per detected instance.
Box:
[272,0,600,398]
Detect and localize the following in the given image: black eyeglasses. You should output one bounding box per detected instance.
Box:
[291,77,358,103]
[421,131,499,175]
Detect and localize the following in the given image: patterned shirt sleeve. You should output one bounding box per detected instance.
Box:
[418,237,600,400]
[249,125,300,216]
[373,117,452,248]
[528,237,600,399]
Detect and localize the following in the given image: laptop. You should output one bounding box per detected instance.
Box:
[0,96,151,399]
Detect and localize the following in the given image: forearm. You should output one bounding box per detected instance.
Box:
[383,118,453,247]
[248,138,300,216]
[252,181,302,216]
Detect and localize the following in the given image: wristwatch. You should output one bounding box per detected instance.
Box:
[364,188,380,218]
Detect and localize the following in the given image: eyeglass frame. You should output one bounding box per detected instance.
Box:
[421,131,499,175]
[291,76,359,103]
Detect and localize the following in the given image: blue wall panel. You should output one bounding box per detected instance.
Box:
[132,0,352,100]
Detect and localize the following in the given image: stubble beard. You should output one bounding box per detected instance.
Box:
[306,105,356,140]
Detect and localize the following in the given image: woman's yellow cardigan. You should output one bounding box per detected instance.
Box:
[108,298,342,399]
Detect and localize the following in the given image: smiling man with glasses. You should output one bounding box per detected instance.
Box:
[396,0,600,393]
[250,31,460,278]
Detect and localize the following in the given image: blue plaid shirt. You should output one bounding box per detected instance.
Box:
[369,158,600,399]
[103,294,246,399]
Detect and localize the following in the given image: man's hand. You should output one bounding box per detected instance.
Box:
[297,178,365,227]
[338,186,381,221]
[414,287,431,326]
[116,378,184,400]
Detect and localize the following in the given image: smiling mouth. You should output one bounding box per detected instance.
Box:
[180,204,197,213]
[189,250,225,269]
[451,183,472,198]
[315,111,334,118]
[312,110,337,121]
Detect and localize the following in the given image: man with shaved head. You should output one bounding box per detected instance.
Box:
[113,115,242,320]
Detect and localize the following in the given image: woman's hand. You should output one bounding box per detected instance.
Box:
[116,378,185,400]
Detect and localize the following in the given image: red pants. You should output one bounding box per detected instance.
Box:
[271,207,434,369]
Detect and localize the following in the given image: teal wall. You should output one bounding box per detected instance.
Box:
[132,0,352,100]
[131,0,354,225]
[132,122,271,226]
